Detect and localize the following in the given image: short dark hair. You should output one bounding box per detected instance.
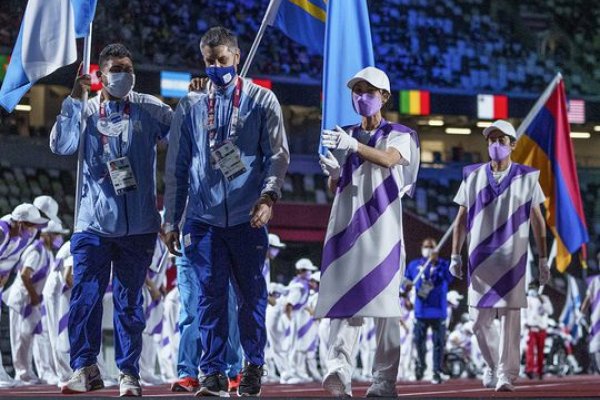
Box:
[99,43,132,67]
[200,27,238,50]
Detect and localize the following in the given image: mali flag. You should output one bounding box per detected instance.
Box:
[512,73,589,272]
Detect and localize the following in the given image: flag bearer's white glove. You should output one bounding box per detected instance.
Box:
[538,257,550,285]
[319,151,341,180]
[449,254,463,280]
[321,125,358,153]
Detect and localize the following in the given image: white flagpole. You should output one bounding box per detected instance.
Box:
[240,0,282,78]
[516,72,562,139]
[73,23,93,227]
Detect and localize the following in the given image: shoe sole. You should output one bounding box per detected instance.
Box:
[495,383,515,392]
[61,379,104,394]
[172,384,199,392]
[237,388,262,397]
[323,372,347,397]
[120,388,142,397]
[195,388,230,397]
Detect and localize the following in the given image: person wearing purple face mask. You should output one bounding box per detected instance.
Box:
[449,119,549,392]
[315,66,420,397]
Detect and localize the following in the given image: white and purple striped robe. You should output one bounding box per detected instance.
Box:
[586,276,600,353]
[315,120,419,318]
[454,162,545,309]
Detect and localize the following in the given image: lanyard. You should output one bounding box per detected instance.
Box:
[99,99,131,157]
[207,77,243,148]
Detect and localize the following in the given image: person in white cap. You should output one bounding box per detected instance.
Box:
[449,119,549,392]
[314,66,420,397]
[264,282,292,383]
[263,233,286,286]
[4,219,67,384]
[0,204,48,387]
[33,195,62,225]
[304,271,322,381]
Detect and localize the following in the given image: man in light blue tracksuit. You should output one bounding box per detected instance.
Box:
[50,43,172,396]
[163,27,289,397]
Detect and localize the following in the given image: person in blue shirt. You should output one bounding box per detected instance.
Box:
[50,43,172,397]
[404,237,452,384]
[162,27,289,397]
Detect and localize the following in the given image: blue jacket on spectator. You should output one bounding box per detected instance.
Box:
[405,257,452,320]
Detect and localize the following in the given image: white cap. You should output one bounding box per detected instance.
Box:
[33,195,62,224]
[11,203,49,225]
[42,220,70,235]
[347,66,391,93]
[310,271,320,282]
[482,120,517,140]
[295,258,318,271]
[447,290,464,306]
[268,282,287,295]
[268,233,286,249]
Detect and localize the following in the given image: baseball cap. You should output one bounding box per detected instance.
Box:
[11,203,49,225]
[347,66,391,93]
[34,195,62,224]
[295,258,318,271]
[310,271,320,282]
[482,120,517,140]
[42,220,70,234]
[268,233,286,249]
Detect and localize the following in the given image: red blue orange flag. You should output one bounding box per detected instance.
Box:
[513,73,589,272]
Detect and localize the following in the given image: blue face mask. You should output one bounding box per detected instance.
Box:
[206,65,236,87]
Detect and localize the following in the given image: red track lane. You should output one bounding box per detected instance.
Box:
[1,375,599,398]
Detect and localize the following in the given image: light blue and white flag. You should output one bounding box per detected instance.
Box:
[0,0,97,112]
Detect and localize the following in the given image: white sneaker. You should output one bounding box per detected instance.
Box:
[482,368,497,389]
[119,373,142,397]
[61,364,104,394]
[323,371,351,397]
[366,378,397,397]
[495,377,515,392]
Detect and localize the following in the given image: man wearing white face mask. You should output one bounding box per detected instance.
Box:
[50,43,173,396]
[449,119,549,392]
[404,238,452,384]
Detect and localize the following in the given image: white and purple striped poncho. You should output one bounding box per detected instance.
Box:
[315,120,419,318]
[454,162,545,309]
[586,275,600,352]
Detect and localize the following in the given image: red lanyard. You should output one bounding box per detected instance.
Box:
[207,77,243,147]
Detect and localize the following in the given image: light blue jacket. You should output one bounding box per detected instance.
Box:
[50,92,172,237]
[163,78,289,230]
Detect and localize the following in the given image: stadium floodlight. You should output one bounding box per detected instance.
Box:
[476,121,493,128]
[445,127,471,135]
[569,131,590,139]
[15,104,31,112]
[428,119,444,126]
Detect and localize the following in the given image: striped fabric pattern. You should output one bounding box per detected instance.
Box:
[456,163,542,308]
[587,276,600,352]
[315,121,419,318]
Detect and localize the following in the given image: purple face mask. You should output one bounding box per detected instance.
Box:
[352,92,382,117]
[488,142,511,161]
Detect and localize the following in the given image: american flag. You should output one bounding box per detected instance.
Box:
[567,99,585,124]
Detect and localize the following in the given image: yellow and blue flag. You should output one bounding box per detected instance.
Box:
[269,0,326,55]
[513,73,589,272]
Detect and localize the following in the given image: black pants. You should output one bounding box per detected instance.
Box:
[413,318,446,374]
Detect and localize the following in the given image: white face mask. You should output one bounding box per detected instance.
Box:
[421,248,433,259]
[104,72,135,98]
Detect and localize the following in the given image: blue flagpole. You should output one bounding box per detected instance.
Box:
[74,22,92,228]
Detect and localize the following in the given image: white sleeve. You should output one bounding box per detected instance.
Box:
[453,181,468,207]
[532,182,546,205]
[21,246,41,272]
[386,132,411,166]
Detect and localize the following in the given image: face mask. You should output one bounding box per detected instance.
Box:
[18,223,37,238]
[421,248,433,259]
[488,141,511,162]
[52,236,64,250]
[527,289,538,297]
[104,72,135,98]
[268,248,280,259]
[299,270,311,279]
[352,92,382,117]
[206,65,236,87]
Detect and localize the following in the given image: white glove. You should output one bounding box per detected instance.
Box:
[538,257,550,285]
[319,151,341,180]
[321,125,358,153]
[449,254,463,280]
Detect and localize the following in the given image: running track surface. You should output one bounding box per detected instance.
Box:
[1,375,599,398]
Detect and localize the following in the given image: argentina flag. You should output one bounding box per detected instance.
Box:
[0,0,97,112]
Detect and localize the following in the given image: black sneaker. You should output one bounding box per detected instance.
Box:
[431,372,442,384]
[195,373,229,397]
[237,364,263,397]
[415,366,424,381]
